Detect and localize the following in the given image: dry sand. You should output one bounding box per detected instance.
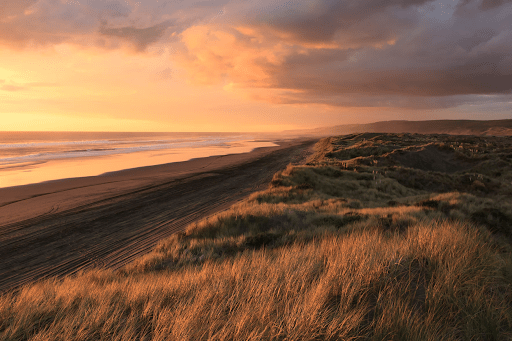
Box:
[0,139,316,293]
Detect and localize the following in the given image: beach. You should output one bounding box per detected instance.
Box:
[0,139,316,293]
[0,132,279,188]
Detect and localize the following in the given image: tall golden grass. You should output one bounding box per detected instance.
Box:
[1,220,510,340]
[1,133,511,340]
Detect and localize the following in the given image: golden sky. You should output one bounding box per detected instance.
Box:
[0,0,511,132]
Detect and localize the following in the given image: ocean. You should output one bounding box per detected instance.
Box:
[0,132,277,188]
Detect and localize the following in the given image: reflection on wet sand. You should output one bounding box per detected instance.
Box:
[0,141,276,188]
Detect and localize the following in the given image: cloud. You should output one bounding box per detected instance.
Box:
[0,81,58,92]
[0,0,233,49]
[87,0,132,17]
[0,0,510,111]
[457,0,512,11]
[175,0,512,109]
[0,0,179,49]
[177,25,290,86]
[0,0,38,17]
[155,67,173,80]
[228,0,432,45]
[1,84,26,92]
[99,20,174,51]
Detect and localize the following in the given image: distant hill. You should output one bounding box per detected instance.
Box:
[284,119,512,137]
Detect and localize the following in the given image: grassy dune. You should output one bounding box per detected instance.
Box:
[1,133,512,340]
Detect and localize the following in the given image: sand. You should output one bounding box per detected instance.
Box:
[0,139,316,293]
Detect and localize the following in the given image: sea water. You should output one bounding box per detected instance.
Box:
[0,132,277,188]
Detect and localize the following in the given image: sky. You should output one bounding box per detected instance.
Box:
[0,0,511,132]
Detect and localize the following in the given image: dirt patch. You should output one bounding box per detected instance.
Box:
[390,144,472,173]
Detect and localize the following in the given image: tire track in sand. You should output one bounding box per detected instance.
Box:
[0,140,316,293]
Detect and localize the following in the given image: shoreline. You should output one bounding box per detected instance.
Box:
[0,140,296,224]
[0,139,279,189]
[0,138,317,293]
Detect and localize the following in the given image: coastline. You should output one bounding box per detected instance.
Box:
[0,138,317,293]
[0,139,278,189]
[0,140,294,225]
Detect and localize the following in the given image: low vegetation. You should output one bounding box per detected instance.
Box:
[1,133,512,340]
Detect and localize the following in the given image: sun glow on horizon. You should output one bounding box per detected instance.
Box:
[1,0,510,131]
[0,43,329,132]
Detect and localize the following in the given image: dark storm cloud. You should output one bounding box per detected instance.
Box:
[206,0,512,108]
[235,0,433,44]
[268,24,512,100]
[457,0,512,10]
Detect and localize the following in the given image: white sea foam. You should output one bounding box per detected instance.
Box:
[0,132,273,188]
[0,134,249,165]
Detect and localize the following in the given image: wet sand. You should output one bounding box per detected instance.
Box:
[0,139,317,293]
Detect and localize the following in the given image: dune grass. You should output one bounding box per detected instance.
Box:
[1,133,512,340]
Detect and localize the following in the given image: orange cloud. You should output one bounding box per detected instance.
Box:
[177,25,289,86]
